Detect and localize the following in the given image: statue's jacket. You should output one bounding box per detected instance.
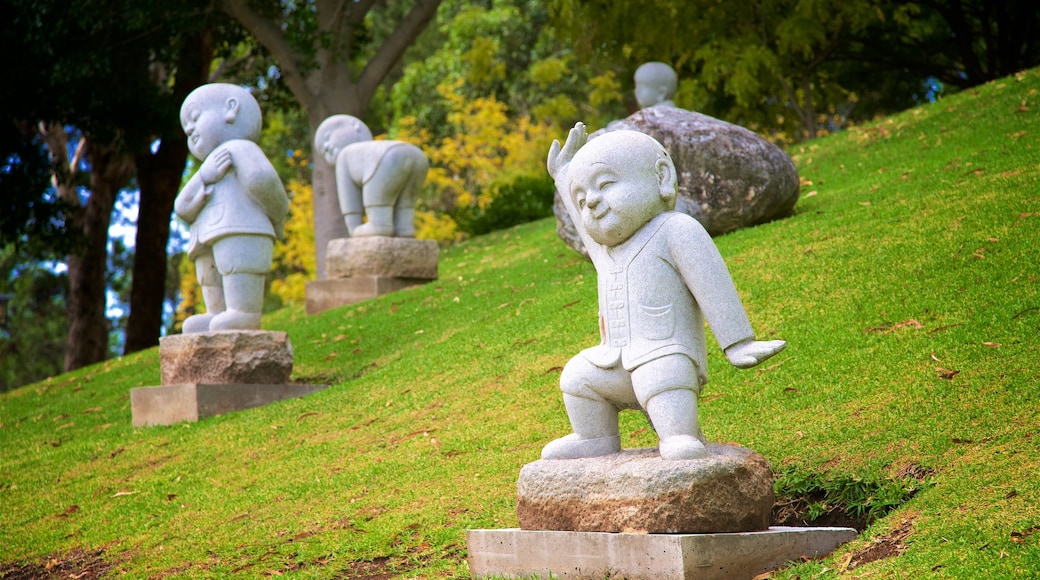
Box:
[585,211,754,385]
[175,140,289,258]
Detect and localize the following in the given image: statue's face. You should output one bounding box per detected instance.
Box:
[634,80,663,108]
[568,147,665,246]
[320,130,341,165]
[318,117,373,165]
[181,97,230,160]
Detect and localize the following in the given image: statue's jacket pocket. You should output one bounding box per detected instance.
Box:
[633,303,675,341]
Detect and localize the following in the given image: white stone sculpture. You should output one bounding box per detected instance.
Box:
[315,115,428,238]
[544,122,786,461]
[175,83,289,333]
[634,61,678,109]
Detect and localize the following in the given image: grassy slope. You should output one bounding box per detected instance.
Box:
[2,69,1039,578]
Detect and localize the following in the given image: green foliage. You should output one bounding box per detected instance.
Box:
[774,465,929,526]
[3,69,1040,578]
[388,0,626,141]
[451,172,556,236]
[548,0,1040,142]
[0,246,68,392]
[269,175,316,306]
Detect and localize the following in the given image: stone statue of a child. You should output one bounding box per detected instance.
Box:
[634,61,678,109]
[544,122,785,460]
[315,115,428,238]
[174,83,289,333]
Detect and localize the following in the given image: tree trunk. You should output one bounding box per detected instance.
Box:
[223,0,442,279]
[124,28,214,354]
[65,141,135,371]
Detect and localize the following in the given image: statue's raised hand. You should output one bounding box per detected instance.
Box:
[547,122,588,180]
[200,146,233,187]
[725,339,786,369]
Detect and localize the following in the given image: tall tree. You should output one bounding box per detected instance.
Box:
[124,27,216,354]
[2,0,228,369]
[222,0,443,278]
[548,0,1040,141]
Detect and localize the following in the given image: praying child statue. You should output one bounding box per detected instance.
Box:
[634,61,678,109]
[544,122,785,460]
[174,83,289,333]
[315,114,428,238]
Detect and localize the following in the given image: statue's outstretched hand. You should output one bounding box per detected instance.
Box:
[725,339,786,369]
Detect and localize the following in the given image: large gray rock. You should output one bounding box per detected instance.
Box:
[554,107,800,257]
[516,444,774,534]
[160,330,293,385]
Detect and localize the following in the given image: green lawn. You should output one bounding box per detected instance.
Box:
[2,68,1039,579]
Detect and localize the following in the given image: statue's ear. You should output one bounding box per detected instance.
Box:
[224,97,239,124]
[656,157,677,206]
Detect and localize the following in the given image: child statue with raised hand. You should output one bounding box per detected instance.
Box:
[175,83,289,333]
[544,122,785,461]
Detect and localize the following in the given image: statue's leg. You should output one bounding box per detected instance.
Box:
[634,355,707,460]
[393,151,428,237]
[351,206,395,237]
[182,248,223,333]
[353,149,416,237]
[540,354,631,459]
[208,235,272,331]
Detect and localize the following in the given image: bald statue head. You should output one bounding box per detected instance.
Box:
[634,62,678,109]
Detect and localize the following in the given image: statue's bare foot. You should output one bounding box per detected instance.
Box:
[352,222,395,237]
[209,310,262,331]
[659,435,707,460]
[541,434,620,460]
[182,313,216,334]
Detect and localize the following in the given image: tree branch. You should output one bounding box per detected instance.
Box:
[222,0,316,112]
[356,0,441,104]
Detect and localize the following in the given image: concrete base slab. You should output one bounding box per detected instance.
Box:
[130,383,327,427]
[305,276,432,314]
[467,527,858,580]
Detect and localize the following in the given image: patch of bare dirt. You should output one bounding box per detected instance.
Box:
[771,496,868,531]
[0,548,111,579]
[845,514,916,570]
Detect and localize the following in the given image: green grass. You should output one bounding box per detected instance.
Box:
[3,68,1040,578]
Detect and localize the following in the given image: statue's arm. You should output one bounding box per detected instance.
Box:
[174,171,209,223]
[669,217,785,367]
[334,152,364,235]
[232,141,289,235]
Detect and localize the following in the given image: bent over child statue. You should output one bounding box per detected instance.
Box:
[544,123,785,461]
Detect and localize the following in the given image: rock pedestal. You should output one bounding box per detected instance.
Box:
[130,330,326,427]
[305,236,438,314]
[517,444,774,534]
[555,107,800,258]
[468,444,858,579]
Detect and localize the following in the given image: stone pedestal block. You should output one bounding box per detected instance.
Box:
[131,330,327,427]
[467,527,858,580]
[517,445,773,534]
[325,236,438,279]
[304,276,431,314]
[305,236,439,314]
[159,330,293,385]
[130,382,327,427]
